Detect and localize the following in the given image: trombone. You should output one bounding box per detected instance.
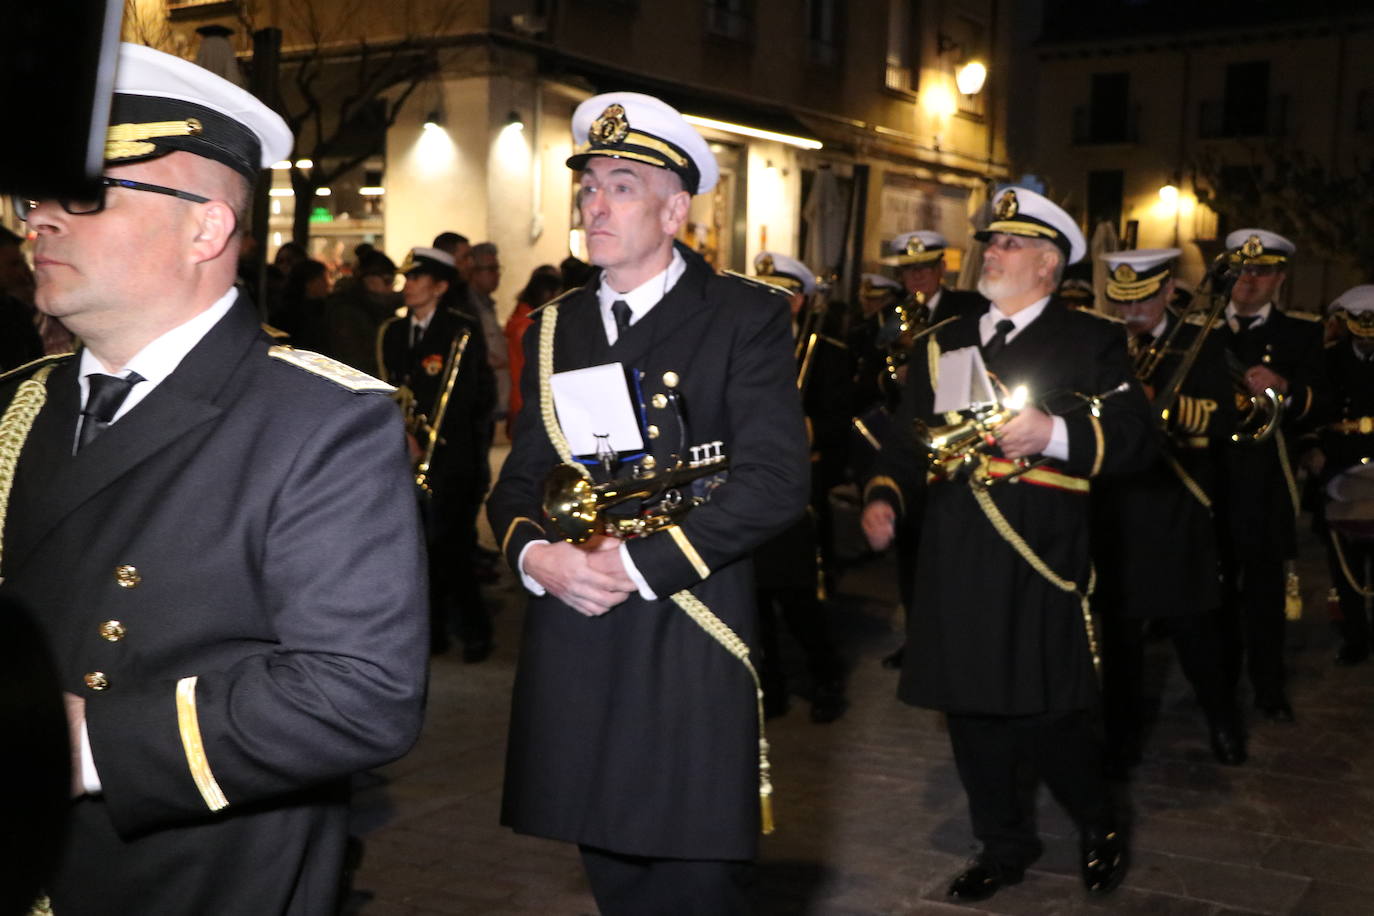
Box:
[414,329,471,496]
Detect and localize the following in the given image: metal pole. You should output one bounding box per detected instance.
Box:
[250,28,283,321]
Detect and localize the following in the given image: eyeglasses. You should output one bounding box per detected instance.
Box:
[1237,263,1281,277]
[13,176,211,221]
[984,235,1031,252]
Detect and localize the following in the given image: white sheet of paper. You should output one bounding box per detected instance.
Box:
[549,362,645,456]
[932,346,996,413]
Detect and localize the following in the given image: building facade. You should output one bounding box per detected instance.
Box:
[134,0,1014,322]
[1029,0,1374,307]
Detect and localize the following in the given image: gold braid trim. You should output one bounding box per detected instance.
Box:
[1274,428,1301,521]
[0,365,57,574]
[6,367,58,916]
[1329,529,1374,598]
[970,484,1101,677]
[536,304,773,833]
[669,590,774,834]
[1163,452,1212,511]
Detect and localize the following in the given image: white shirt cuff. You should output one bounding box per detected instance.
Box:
[619,542,658,601]
[80,720,102,795]
[516,540,549,596]
[1044,415,1070,462]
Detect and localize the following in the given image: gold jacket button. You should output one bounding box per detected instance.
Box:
[647,425,660,439]
[662,371,679,389]
[84,672,110,691]
[652,393,668,410]
[98,620,126,642]
[114,565,141,588]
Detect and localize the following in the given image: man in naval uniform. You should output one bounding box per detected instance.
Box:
[880,229,987,324]
[1091,249,1245,769]
[378,246,496,661]
[861,187,1153,901]
[487,92,809,914]
[1312,286,1374,665]
[1212,228,1326,722]
[751,251,847,722]
[0,44,427,914]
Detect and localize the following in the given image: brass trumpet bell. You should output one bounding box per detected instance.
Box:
[915,402,1017,468]
[543,449,728,544]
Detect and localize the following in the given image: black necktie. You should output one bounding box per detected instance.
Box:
[1234,315,1259,334]
[79,372,143,451]
[611,300,632,338]
[982,318,1015,361]
[410,322,423,350]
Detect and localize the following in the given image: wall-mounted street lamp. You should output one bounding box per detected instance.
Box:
[938,33,988,97]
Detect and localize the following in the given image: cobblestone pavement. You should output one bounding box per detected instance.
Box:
[345,488,1374,915]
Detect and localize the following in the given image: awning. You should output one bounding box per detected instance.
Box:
[539,56,824,150]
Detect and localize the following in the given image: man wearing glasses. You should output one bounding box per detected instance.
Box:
[0,43,427,913]
[1213,228,1327,723]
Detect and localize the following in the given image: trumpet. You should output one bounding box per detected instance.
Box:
[916,386,1029,485]
[543,443,728,544]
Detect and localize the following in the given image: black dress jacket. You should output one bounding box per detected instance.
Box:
[1092,313,1236,618]
[487,244,809,860]
[0,298,428,915]
[867,298,1155,715]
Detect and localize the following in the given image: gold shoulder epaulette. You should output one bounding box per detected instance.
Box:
[261,322,290,340]
[528,287,580,319]
[1184,311,1210,326]
[0,352,72,385]
[268,346,395,392]
[722,270,791,298]
[1285,310,1322,322]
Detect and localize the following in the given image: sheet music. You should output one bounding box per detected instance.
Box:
[549,362,645,456]
[932,346,997,414]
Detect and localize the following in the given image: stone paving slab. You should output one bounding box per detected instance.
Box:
[345,509,1373,915]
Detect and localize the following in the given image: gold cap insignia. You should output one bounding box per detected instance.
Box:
[907,237,926,255]
[1241,234,1264,258]
[994,189,1019,220]
[757,254,775,275]
[105,118,203,160]
[1113,264,1138,283]
[397,250,416,274]
[589,104,630,146]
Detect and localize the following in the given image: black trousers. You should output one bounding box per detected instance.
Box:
[945,709,1112,871]
[756,586,844,694]
[1099,610,1239,757]
[578,846,752,916]
[425,468,491,648]
[1216,541,1287,704]
[1324,530,1374,653]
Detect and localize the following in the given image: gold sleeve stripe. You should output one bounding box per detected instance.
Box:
[501,516,542,556]
[863,475,906,514]
[668,525,710,579]
[176,676,229,812]
[1089,413,1105,477]
[852,417,882,451]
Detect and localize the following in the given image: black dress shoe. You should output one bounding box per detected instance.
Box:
[1080,829,1129,895]
[1209,724,1247,765]
[947,861,1023,901]
[881,645,905,670]
[1335,644,1369,666]
[1256,699,1295,723]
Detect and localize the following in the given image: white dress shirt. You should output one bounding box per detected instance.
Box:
[77,285,240,793]
[979,296,1070,461]
[1225,301,1272,333]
